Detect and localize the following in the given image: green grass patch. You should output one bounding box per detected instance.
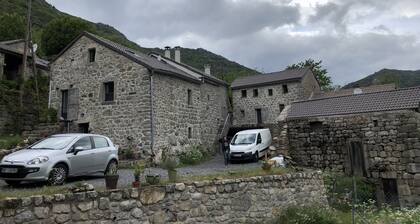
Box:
[0,135,24,150]
[0,185,67,200]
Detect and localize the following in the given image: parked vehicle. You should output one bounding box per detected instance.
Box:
[229,129,272,162]
[0,134,119,186]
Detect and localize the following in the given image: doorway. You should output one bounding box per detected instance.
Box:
[256,109,262,125]
[382,179,400,207]
[348,141,367,177]
[78,123,90,133]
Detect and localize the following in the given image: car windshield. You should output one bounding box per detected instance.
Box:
[29,136,76,150]
[231,134,256,145]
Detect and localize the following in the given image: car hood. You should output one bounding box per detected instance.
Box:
[2,149,61,164]
[229,144,254,152]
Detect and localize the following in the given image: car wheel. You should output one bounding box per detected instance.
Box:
[5,180,21,187]
[48,164,67,185]
[253,151,259,162]
[105,160,118,175]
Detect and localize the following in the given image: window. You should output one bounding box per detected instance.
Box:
[93,137,109,148]
[268,89,273,96]
[187,89,192,105]
[104,82,114,102]
[282,84,288,94]
[253,89,258,97]
[257,133,262,144]
[88,48,96,62]
[309,121,323,131]
[73,137,92,150]
[279,104,285,112]
[241,90,247,98]
[61,90,69,119]
[373,120,378,127]
[207,94,210,101]
[188,127,192,138]
[240,110,245,117]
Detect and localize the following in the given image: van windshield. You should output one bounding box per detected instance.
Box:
[231,134,256,145]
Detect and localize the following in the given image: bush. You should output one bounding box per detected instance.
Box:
[178,145,209,165]
[270,206,340,224]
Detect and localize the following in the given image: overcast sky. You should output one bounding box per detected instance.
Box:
[45,0,420,85]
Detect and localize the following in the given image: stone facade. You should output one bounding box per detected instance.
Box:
[0,172,327,224]
[287,110,420,207]
[232,73,319,127]
[49,35,228,160]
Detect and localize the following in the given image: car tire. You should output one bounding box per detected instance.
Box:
[105,160,118,175]
[5,180,21,187]
[48,164,68,186]
[253,151,259,162]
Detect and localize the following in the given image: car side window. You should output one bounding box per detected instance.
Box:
[93,137,109,148]
[73,137,93,150]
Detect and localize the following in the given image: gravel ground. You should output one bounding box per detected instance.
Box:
[0,154,260,191]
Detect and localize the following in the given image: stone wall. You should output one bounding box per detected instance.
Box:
[0,172,327,224]
[50,36,153,154]
[287,110,420,207]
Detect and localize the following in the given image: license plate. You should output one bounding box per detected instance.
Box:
[232,154,242,157]
[1,168,18,173]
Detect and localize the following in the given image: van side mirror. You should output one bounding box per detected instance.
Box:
[73,146,84,155]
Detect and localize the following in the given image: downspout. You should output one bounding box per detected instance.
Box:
[149,69,155,157]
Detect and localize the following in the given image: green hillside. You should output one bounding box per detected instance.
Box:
[344,69,420,89]
[0,0,257,82]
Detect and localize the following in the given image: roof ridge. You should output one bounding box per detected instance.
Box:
[293,85,420,104]
[235,67,308,81]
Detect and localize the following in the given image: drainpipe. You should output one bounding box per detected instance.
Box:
[149,70,155,157]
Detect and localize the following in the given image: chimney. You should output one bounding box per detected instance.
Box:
[204,64,211,75]
[174,46,181,63]
[164,46,171,58]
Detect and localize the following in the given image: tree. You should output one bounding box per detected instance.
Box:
[0,14,26,41]
[287,58,333,90]
[41,17,94,56]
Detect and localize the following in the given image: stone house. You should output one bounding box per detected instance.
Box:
[286,86,420,207]
[48,32,229,160]
[231,68,320,128]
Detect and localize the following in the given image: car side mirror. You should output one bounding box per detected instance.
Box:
[73,146,84,155]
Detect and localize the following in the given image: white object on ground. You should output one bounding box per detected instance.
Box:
[269,156,285,167]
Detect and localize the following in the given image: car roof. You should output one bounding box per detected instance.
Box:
[52,133,107,138]
[235,129,269,135]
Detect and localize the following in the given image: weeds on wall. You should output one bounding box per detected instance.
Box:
[269,205,341,224]
[177,145,210,165]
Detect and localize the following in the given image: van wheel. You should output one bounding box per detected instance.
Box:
[48,164,68,185]
[5,180,21,187]
[253,151,259,162]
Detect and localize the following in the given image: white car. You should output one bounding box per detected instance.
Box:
[229,129,272,161]
[0,134,119,186]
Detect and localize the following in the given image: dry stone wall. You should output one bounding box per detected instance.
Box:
[0,172,326,224]
[287,110,420,207]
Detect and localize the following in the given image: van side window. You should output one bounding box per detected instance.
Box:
[257,133,262,143]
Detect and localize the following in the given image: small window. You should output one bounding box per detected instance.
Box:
[253,89,258,97]
[240,110,245,117]
[309,121,323,131]
[104,82,114,102]
[279,104,285,112]
[207,94,210,101]
[268,89,273,96]
[93,137,109,148]
[73,137,92,150]
[241,90,247,98]
[187,89,192,105]
[373,120,378,127]
[188,127,192,138]
[88,48,96,62]
[282,84,288,94]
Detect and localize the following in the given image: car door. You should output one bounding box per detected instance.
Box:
[67,137,95,176]
[92,136,112,172]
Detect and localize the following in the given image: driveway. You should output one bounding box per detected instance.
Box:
[0,154,260,191]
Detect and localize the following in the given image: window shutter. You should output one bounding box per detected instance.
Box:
[67,88,79,120]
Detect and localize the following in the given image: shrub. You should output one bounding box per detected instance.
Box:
[270,206,340,224]
[178,145,209,165]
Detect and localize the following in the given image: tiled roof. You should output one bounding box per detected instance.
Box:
[0,42,49,69]
[52,32,202,84]
[231,68,310,89]
[288,86,420,118]
[313,84,396,99]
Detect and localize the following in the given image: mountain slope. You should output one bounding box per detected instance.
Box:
[0,0,257,82]
[344,69,420,89]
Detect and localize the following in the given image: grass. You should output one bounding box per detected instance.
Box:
[0,135,23,150]
[0,185,67,200]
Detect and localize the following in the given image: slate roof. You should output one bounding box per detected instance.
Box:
[288,86,420,118]
[231,68,310,90]
[52,32,202,84]
[313,84,396,99]
[0,41,49,69]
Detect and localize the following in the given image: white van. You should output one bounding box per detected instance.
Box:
[229,129,272,162]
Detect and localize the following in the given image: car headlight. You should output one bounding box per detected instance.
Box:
[27,156,49,165]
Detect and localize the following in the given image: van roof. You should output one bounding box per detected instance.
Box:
[235,129,269,135]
